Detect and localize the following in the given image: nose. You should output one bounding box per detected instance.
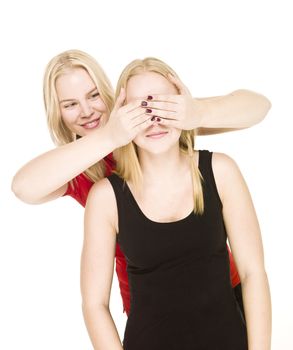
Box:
[80,101,94,118]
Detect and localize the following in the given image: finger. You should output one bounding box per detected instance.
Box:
[157,117,195,131]
[126,107,155,122]
[112,88,126,112]
[167,73,191,95]
[145,94,179,103]
[133,115,155,131]
[141,100,178,112]
[126,99,149,113]
[129,107,150,120]
[155,117,182,128]
[143,109,179,120]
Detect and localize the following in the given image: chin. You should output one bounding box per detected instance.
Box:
[141,144,176,155]
[135,135,180,155]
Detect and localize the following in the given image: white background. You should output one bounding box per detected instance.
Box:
[1,0,292,348]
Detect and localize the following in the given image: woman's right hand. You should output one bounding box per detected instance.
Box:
[104,88,156,148]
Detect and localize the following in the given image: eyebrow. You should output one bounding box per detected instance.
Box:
[59,88,99,103]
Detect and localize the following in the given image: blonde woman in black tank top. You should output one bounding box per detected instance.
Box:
[81,58,271,350]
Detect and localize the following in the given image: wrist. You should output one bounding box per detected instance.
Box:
[89,125,117,156]
[101,124,119,153]
[193,98,205,128]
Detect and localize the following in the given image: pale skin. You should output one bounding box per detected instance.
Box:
[81,72,271,349]
[11,67,271,204]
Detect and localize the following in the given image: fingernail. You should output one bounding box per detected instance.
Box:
[151,116,156,121]
[146,109,152,113]
[156,117,161,122]
[141,101,148,107]
[147,95,153,100]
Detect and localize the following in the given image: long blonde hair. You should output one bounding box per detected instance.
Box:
[114,57,204,214]
[43,49,114,182]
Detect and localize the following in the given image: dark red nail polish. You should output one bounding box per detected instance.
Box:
[147,95,153,100]
[141,101,148,107]
[151,116,156,121]
[156,117,161,122]
[146,108,152,113]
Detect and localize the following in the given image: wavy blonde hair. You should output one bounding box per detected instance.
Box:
[114,57,204,214]
[43,49,114,182]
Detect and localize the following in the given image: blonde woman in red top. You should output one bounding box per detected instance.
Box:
[12,49,271,315]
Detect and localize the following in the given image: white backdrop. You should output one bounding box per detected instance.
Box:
[1,0,292,348]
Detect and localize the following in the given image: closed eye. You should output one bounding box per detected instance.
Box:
[90,91,100,99]
[63,101,78,109]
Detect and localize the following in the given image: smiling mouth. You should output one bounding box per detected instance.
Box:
[146,131,168,138]
[81,117,101,129]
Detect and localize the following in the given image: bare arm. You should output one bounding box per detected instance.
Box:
[153,74,271,134]
[11,126,115,204]
[11,93,154,204]
[81,179,123,350]
[196,89,271,135]
[213,153,271,350]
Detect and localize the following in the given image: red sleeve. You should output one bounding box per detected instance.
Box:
[227,245,241,287]
[63,154,115,204]
[104,153,116,176]
[63,173,94,207]
[115,244,130,315]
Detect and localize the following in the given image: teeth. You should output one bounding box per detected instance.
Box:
[86,121,96,127]
[82,118,100,128]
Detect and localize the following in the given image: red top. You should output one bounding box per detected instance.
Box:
[64,154,240,315]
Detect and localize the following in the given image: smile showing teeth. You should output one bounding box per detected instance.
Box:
[82,118,100,129]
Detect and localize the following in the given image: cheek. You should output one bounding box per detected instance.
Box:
[132,133,146,149]
[175,129,182,140]
[133,135,141,146]
[60,109,80,130]
[102,112,110,124]
[92,99,108,112]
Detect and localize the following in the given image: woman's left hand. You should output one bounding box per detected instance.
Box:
[141,74,202,130]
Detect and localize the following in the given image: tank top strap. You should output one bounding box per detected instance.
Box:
[107,173,127,214]
[198,150,212,177]
[198,150,223,208]
[107,173,138,234]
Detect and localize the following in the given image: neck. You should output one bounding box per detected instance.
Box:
[137,144,188,184]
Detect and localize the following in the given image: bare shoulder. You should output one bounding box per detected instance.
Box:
[87,177,114,200]
[86,178,117,217]
[211,152,245,199]
[211,152,240,174]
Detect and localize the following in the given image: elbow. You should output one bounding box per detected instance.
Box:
[11,175,26,201]
[82,301,109,318]
[11,175,39,204]
[236,89,272,125]
[256,94,272,124]
[240,267,269,285]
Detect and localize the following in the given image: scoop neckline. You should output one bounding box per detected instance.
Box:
[123,150,202,226]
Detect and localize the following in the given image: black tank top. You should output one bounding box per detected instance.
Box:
[108,150,247,350]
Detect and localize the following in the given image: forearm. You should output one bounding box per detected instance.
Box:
[241,271,271,350]
[82,304,123,350]
[11,126,116,204]
[196,89,271,134]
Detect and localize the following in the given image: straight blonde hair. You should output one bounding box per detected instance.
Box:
[43,49,114,183]
[114,57,204,214]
